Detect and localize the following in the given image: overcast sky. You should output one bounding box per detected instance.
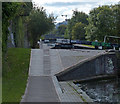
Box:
[32,0,119,23]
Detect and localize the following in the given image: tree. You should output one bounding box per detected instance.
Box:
[64,27,69,39]
[28,7,55,48]
[72,22,86,40]
[2,2,32,54]
[112,3,120,37]
[67,10,88,40]
[57,24,67,35]
[85,7,100,41]
[68,10,88,32]
[86,5,117,41]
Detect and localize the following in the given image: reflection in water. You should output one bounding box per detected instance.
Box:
[76,78,120,102]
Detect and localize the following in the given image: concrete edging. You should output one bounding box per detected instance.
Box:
[20,49,32,102]
[52,76,63,102]
[55,52,107,77]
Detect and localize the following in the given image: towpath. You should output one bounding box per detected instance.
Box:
[21,43,104,103]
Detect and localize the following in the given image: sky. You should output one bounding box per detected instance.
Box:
[32,0,120,23]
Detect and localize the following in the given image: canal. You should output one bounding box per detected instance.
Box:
[76,78,120,102]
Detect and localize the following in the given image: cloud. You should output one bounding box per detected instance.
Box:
[32,0,120,23]
[45,2,97,7]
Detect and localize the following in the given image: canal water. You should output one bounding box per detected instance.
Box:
[76,78,120,102]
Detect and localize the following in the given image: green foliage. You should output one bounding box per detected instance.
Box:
[2,2,23,21]
[68,10,88,34]
[72,10,89,25]
[16,17,25,47]
[2,2,32,54]
[2,48,30,102]
[86,4,120,41]
[57,24,67,35]
[64,28,70,39]
[72,22,86,40]
[2,22,9,54]
[12,16,29,48]
[67,10,88,40]
[2,2,19,54]
[28,7,55,48]
[22,2,33,16]
[85,23,97,41]
[112,4,120,37]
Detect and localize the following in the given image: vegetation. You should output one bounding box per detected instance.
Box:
[82,44,95,48]
[28,7,55,48]
[64,27,70,39]
[68,10,88,40]
[2,3,32,103]
[2,1,120,103]
[62,3,120,43]
[86,4,120,41]
[72,22,86,40]
[2,2,33,54]
[2,3,56,102]
[2,48,31,102]
[57,24,67,36]
[45,23,67,39]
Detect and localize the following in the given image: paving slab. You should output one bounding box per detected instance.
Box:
[50,49,64,75]
[59,82,83,102]
[29,49,43,76]
[22,76,60,102]
[21,48,60,102]
[22,44,101,103]
[57,49,105,69]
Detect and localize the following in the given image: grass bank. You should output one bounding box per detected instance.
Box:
[82,44,95,48]
[2,48,31,102]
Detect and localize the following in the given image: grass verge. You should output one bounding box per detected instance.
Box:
[82,44,95,48]
[2,48,31,102]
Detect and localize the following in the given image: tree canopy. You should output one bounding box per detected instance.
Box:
[67,10,88,40]
[68,10,88,33]
[2,2,33,53]
[28,7,55,48]
[85,4,120,41]
[57,24,67,35]
[72,22,86,40]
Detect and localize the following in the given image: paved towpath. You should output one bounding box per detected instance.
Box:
[21,44,61,102]
[21,43,105,103]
